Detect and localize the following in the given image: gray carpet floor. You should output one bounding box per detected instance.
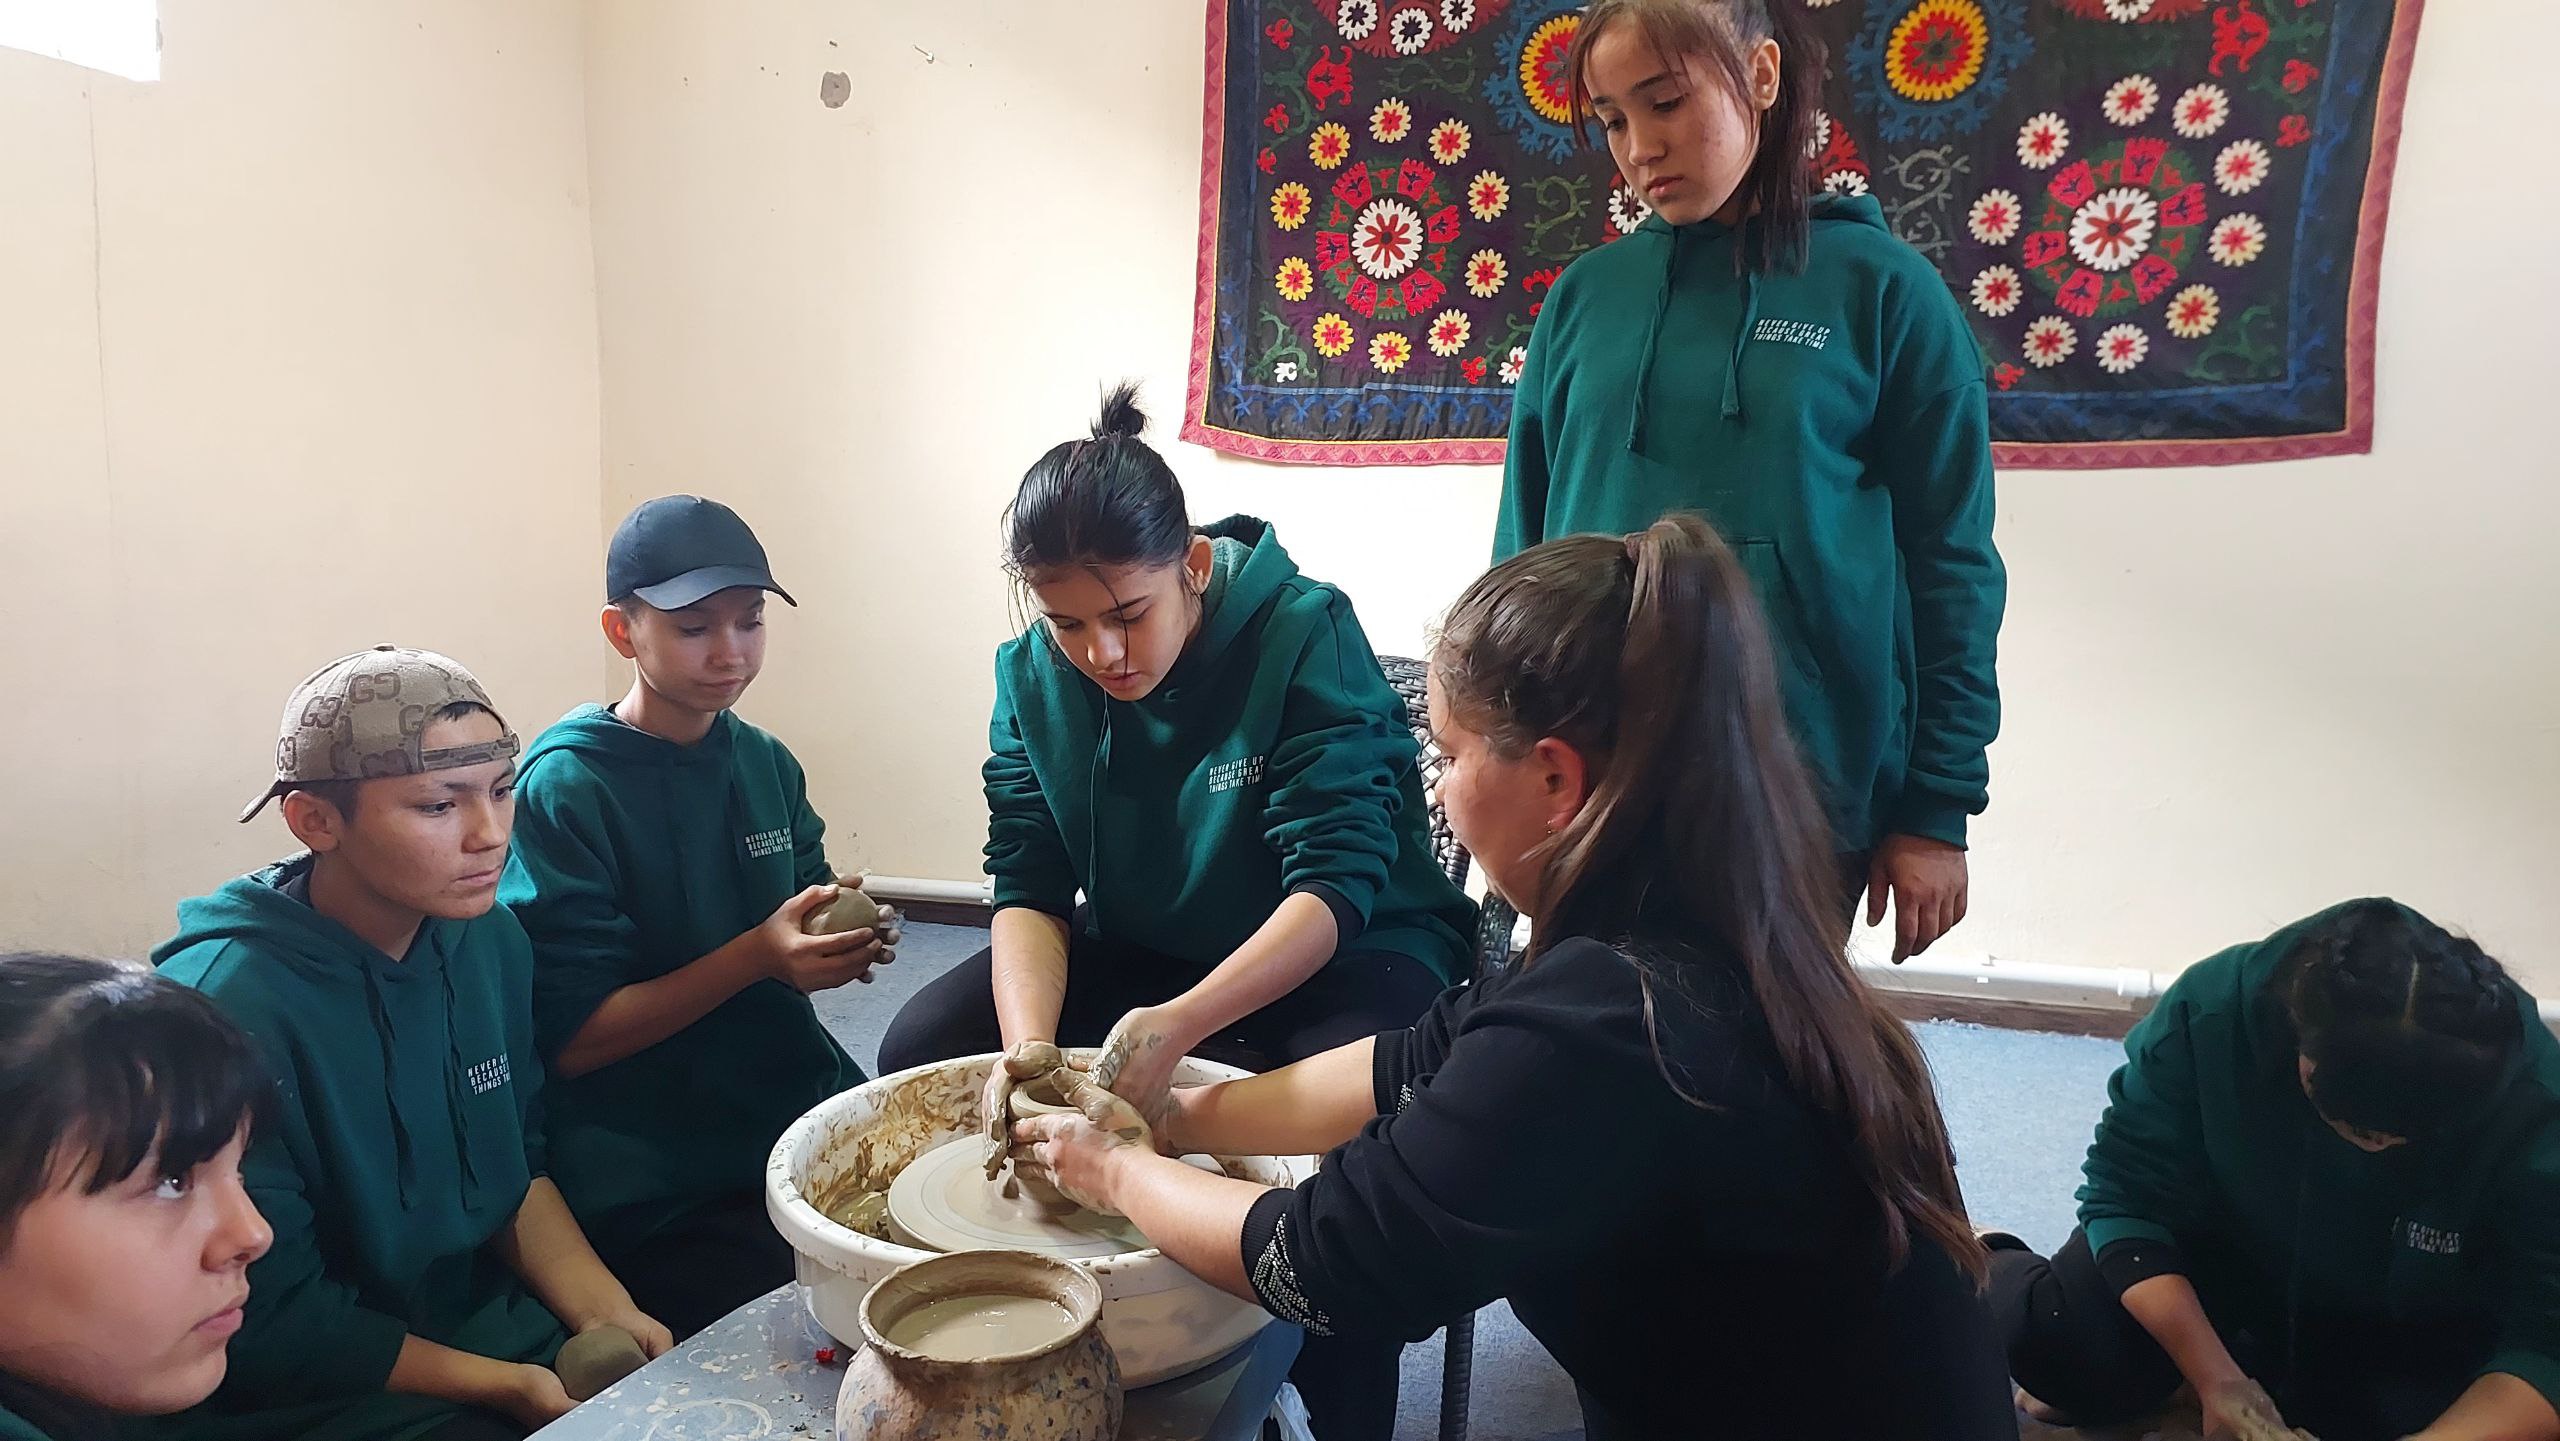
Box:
[814,923,2133,1441]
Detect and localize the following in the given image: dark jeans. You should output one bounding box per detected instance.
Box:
[875,918,1448,1441]
[1990,1229,2489,1441]
[600,1191,799,1341]
[416,1411,527,1441]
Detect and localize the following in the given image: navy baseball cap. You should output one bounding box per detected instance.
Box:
[605,496,797,611]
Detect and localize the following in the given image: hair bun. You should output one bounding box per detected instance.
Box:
[1092,381,1148,441]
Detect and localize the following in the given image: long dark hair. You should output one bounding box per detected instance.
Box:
[2276,900,2522,1140]
[1433,515,1983,1282]
[0,952,271,1437]
[1567,0,1825,273]
[1005,383,1194,578]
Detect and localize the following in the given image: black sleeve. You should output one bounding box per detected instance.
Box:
[1369,972,1493,1114]
[1241,943,1660,1340]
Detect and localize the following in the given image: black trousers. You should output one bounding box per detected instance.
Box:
[875,921,1449,1441]
[1990,1229,2490,1441]
[416,1411,527,1441]
[599,1191,799,1341]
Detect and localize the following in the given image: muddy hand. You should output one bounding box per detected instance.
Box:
[1085,1004,1187,1129]
[1011,1070,1156,1216]
[981,1040,1064,1179]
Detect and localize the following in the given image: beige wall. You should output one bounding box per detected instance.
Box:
[582,0,2556,988]
[0,0,606,959]
[5,1,2548,989]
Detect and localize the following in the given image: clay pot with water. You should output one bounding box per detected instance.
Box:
[835,1251,1121,1441]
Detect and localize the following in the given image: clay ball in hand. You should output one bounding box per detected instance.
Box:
[802,885,882,938]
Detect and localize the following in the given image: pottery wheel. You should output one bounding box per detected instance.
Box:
[885,1136,1151,1260]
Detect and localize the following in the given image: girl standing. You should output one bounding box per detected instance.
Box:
[1500,0,2005,961]
[1012,518,2013,1440]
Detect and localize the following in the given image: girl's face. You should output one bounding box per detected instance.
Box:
[0,1131,271,1415]
[1582,19,1780,228]
[1027,537,1214,703]
[1427,677,1590,917]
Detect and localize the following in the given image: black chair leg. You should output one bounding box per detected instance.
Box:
[1438,1310,1475,1441]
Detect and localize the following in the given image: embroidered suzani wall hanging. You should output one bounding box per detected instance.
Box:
[1183,0,2423,467]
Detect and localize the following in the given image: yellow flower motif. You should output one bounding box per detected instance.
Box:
[1426,309,1473,358]
[1312,312,1357,358]
[1309,123,1353,171]
[1884,0,1989,105]
[1464,249,1508,299]
[1370,97,1414,145]
[1275,257,1316,302]
[1467,171,1510,222]
[1429,119,1473,165]
[1370,330,1413,373]
[1270,182,1313,232]
[1521,15,1579,125]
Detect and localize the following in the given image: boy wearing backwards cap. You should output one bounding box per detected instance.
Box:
[500,497,897,1338]
[155,647,669,1441]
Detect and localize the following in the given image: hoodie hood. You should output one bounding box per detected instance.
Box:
[154,856,485,1211]
[1176,515,1299,686]
[1627,193,1893,442]
[519,702,738,771]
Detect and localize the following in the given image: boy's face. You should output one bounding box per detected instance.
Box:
[0,1130,269,1416]
[288,710,518,921]
[611,587,768,715]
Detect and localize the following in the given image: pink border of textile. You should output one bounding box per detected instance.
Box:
[1181,0,2425,470]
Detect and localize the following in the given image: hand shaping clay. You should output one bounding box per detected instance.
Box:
[555,1325,648,1401]
[803,882,881,938]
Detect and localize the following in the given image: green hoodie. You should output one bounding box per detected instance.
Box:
[1496,195,2005,853]
[498,705,862,1254]
[2078,900,2560,1412]
[988,517,1474,982]
[150,856,564,1441]
[0,1400,57,1441]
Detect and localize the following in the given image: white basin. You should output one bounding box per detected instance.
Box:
[767,1053,1306,1388]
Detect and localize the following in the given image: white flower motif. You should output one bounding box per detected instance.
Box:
[2017,112,2071,170]
[1972,265,2024,318]
[2103,74,2161,127]
[1439,0,1477,33]
[1804,0,1846,7]
[1498,345,1527,384]
[1274,360,1301,383]
[1822,169,1870,197]
[1808,109,1834,160]
[1351,197,1427,279]
[2165,284,2221,339]
[1608,184,1652,233]
[2215,139,2272,195]
[2069,186,2160,272]
[2096,323,2150,373]
[2103,0,2155,19]
[2023,316,2078,368]
[2210,213,2268,266]
[2173,84,2231,139]
[1336,0,1380,41]
[1388,7,1434,54]
[1969,188,2024,246]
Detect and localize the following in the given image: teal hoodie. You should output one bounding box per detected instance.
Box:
[987,517,1474,982]
[150,856,564,1441]
[1496,194,2005,853]
[2078,900,2560,1412]
[499,705,862,1254]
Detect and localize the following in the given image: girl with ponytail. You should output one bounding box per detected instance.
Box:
[1499,0,2007,965]
[1995,900,2560,1441]
[1011,516,2012,1440]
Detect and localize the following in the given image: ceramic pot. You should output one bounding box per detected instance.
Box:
[835,1251,1120,1441]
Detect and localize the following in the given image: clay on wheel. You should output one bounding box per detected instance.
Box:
[803,883,881,937]
[556,1325,648,1401]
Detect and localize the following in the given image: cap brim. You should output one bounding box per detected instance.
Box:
[238,781,288,824]
[629,566,797,611]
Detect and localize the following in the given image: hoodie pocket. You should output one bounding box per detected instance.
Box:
[1733,539,1843,796]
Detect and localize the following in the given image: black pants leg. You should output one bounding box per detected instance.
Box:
[1989,1230,2187,1427]
[874,926,1186,1073]
[602,1192,799,1341]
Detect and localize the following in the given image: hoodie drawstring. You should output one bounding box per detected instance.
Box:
[441,960,482,1205]
[362,967,421,1209]
[1723,268,1761,422]
[1626,228,1680,455]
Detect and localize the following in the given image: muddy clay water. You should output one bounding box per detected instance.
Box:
[882,1294,1079,1361]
